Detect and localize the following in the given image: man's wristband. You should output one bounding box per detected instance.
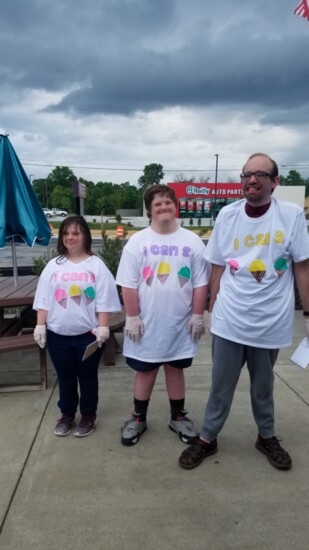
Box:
[303,311,309,317]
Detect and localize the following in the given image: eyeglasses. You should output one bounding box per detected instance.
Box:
[240,171,273,181]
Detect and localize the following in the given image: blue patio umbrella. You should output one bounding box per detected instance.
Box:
[0,134,51,285]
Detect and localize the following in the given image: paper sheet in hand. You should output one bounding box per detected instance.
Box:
[290,338,309,369]
[82,340,99,361]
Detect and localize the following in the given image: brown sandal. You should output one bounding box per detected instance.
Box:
[255,434,292,470]
[179,438,218,470]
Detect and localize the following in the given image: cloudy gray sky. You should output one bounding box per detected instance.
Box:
[1,0,309,184]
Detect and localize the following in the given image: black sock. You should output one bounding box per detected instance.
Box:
[170,398,185,420]
[133,398,149,422]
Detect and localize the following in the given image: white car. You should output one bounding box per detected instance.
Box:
[51,208,67,217]
[42,208,53,218]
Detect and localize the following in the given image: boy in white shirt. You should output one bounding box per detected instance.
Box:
[116,185,210,445]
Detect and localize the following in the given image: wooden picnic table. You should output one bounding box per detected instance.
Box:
[0,275,46,391]
[0,275,39,308]
[0,275,39,336]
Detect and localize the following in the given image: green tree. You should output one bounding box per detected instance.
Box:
[280,170,303,186]
[50,185,72,211]
[118,182,143,211]
[83,180,97,215]
[46,166,77,187]
[173,174,211,183]
[32,178,48,207]
[138,163,164,191]
[33,166,77,211]
[48,166,77,212]
[173,174,195,183]
[197,175,211,183]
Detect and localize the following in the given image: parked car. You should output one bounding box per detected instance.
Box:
[51,208,67,217]
[42,208,54,218]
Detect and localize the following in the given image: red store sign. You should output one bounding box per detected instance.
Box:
[167,182,243,200]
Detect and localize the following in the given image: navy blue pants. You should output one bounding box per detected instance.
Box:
[47,330,104,417]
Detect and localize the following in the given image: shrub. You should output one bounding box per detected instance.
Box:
[32,249,57,275]
[98,232,124,278]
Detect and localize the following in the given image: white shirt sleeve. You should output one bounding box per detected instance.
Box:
[116,244,140,289]
[289,210,309,262]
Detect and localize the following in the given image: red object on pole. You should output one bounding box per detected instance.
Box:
[117,225,124,238]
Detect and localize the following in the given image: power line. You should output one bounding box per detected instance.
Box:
[21,161,309,173]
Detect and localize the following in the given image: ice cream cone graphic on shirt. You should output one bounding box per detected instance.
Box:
[228,259,239,276]
[274,257,288,278]
[142,266,155,287]
[157,262,171,284]
[55,288,67,309]
[69,284,82,305]
[178,266,191,288]
[84,286,95,305]
[248,260,266,283]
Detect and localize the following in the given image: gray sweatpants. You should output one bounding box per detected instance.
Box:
[200,335,279,441]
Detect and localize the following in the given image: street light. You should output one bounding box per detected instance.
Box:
[213,154,219,222]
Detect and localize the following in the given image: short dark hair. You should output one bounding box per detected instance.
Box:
[57,215,93,260]
[244,153,279,178]
[144,184,178,218]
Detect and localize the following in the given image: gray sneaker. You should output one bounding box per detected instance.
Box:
[74,415,96,438]
[54,415,75,437]
[121,413,147,446]
[169,411,197,444]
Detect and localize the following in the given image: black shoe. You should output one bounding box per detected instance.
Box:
[179,437,218,470]
[255,434,292,470]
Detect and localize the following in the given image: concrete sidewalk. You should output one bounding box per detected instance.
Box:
[0,312,308,550]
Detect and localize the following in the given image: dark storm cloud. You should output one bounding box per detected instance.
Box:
[1,0,309,120]
[0,0,176,94]
[46,34,309,118]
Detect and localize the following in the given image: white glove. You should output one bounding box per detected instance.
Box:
[33,325,47,349]
[187,314,205,342]
[125,316,144,343]
[96,326,110,348]
[305,318,309,339]
[206,311,212,334]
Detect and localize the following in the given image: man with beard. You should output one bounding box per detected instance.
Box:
[179,153,309,471]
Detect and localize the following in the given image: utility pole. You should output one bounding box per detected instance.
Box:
[214,154,219,222]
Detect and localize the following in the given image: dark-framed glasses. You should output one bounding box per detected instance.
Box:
[240,171,273,181]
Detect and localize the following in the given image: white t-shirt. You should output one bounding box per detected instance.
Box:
[204,198,309,348]
[116,226,210,362]
[33,255,121,335]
